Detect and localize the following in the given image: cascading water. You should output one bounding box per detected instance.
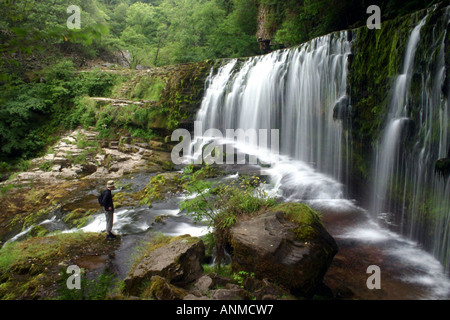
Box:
[370,7,450,274]
[190,31,353,203]
[188,11,450,298]
[370,15,427,223]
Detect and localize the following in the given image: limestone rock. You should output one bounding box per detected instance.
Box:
[183,294,212,300]
[192,275,214,295]
[209,288,252,300]
[230,203,338,297]
[124,235,205,296]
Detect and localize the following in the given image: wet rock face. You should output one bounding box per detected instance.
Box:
[124,235,205,296]
[230,208,338,297]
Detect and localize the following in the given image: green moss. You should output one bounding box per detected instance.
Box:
[271,203,323,240]
[62,208,96,229]
[140,172,183,207]
[349,11,427,182]
[0,232,119,299]
[140,174,167,207]
[142,275,187,300]
[22,206,55,230]
[131,76,165,102]
[28,225,50,238]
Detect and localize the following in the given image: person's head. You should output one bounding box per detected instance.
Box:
[106,180,115,190]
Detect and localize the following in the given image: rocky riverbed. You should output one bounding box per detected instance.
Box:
[0,126,342,300]
[1,127,450,300]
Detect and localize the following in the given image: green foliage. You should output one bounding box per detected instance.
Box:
[0,57,124,161]
[57,270,119,300]
[233,270,255,288]
[262,0,438,48]
[0,0,110,81]
[131,77,165,101]
[181,166,275,229]
[114,0,260,66]
[39,161,54,172]
[72,69,118,97]
[180,165,276,265]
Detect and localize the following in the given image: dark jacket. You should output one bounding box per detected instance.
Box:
[103,189,114,211]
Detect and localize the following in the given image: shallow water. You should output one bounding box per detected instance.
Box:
[4,165,450,300]
[315,200,450,299]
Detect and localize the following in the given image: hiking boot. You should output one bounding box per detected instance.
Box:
[106,232,117,240]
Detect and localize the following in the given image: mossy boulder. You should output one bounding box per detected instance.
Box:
[124,235,205,296]
[230,203,337,297]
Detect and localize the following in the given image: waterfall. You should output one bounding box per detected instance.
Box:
[370,16,427,219]
[370,7,450,273]
[190,31,353,203]
[185,5,450,290]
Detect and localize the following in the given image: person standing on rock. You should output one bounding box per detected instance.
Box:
[103,180,117,240]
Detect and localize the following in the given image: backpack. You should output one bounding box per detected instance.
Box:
[98,190,106,206]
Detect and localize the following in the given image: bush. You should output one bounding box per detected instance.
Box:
[180,165,276,265]
[72,69,118,97]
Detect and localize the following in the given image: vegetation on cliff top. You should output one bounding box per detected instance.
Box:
[259,0,439,48]
[0,0,441,167]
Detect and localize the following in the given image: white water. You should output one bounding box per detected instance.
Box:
[4,10,450,299]
[370,16,427,217]
[187,28,450,298]
[63,200,209,238]
[189,31,353,199]
[370,7,450,275]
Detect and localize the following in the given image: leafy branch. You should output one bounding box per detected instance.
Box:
[180,165,277,266]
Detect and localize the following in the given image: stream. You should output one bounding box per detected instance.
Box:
[4,160,450,300]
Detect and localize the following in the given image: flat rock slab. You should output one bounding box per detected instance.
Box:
[124,235,205,296]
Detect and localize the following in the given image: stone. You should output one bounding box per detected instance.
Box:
[193,275,213,294]
[183,294,212,300]
[209,288,252,300]
[124,235,205,296]
[230,204,338,297]
[243,277,288,300]
[118,143,139,154]
[146,275,187,300]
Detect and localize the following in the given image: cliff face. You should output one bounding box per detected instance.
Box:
[348,3,450,197]
[348,3,450,271]
[256,3,273,53]
[111,61,215,135]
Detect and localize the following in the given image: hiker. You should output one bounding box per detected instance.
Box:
[102,180,116,239]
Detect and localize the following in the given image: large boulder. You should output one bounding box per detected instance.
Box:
[230,203,338,297]
[124,235,205,296]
